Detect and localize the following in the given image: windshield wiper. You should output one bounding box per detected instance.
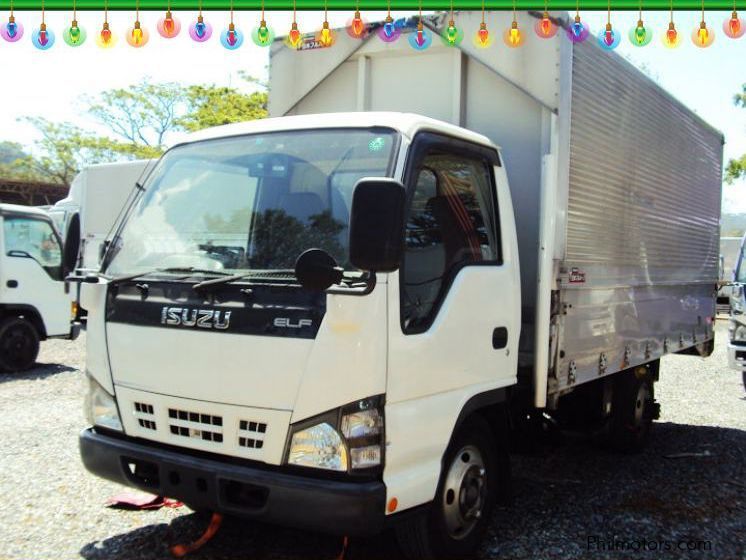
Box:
[108,267,232,285]
[192,269,297,291]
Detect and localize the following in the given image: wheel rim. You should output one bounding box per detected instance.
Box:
[1,324,34,369]
[632,383,651,427]
[442,445,487,540]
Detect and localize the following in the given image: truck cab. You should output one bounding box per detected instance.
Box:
[0,204,78,371]
[79,113,520,555]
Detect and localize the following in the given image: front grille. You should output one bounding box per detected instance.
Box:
[168,408,224,444]
[133,402,156,431]
[238,420,267,449]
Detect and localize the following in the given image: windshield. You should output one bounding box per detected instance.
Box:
[738,242,746,283]
[106,128,398,278]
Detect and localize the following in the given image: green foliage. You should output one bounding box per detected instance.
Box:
[3,77,267,188]
[85,81,188,147]
[726,84,746,184]
[178,87,268,132]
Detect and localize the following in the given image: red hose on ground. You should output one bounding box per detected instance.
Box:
[170,513,224,558]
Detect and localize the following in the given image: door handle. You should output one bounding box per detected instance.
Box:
[6,280,18,288]
[492,327,508,349]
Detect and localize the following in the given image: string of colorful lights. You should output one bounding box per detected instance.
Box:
[1,1,743,49]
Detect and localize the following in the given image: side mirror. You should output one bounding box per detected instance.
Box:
[348,178,406,273]
[62,213,81,275]
[294,248,344,291]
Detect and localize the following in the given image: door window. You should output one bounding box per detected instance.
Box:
[401,152,499,332]
[3,216,63,280]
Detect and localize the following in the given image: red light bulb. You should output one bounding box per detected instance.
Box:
[352,10,364,36]
[478,22,489,45]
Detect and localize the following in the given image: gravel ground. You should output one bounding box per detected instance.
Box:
[0,321,744,560]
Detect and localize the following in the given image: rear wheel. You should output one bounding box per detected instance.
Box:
[0,317,40,372]
[608,368,657,453]
[395,415,500,560]
[742,371,746,392]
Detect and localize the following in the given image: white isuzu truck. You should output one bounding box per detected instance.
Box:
[78,11,722,558]
[0,204,78,371]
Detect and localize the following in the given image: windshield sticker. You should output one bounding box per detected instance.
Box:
[369,137,386,152]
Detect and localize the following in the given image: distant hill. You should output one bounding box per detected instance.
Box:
[722,213,746,238]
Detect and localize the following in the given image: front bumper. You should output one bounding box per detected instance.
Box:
[79,428,386,536]
[727,342,746,371]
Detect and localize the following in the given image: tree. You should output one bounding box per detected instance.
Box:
[15,117,153,187]
[5,77,268,188]
[85,82,188,148]
[725,84,746,184]
[178,73,268,132]
[178,86,268,132]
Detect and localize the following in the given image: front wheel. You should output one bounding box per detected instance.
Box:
[742,371,746,392]
[395,415,500,560]
[0,317,40,372]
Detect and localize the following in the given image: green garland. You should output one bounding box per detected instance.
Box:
[0,0,735,9]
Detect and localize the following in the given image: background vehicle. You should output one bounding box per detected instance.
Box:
[727,234,746,390]
[718,236,742,314]
[48,160,155,274]
[48,160,155,323]
[0,204,78,371]
[77,11,722,559]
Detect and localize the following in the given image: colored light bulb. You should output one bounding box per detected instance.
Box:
[441,18,463,46]
[378,15,401,43]
[724,11,745,38]
[567,15,589,43]
[692,21,715,47]
[96,21,117,47]
[221,22,244,49]
[503,20,523,47]
[2,15,23,41]
[347,10,365,38]
[534,12,558,38]
[189,16,213,42]
[32,23,55,49]
[286,21,302,48]
[629,20,652,46]
[157,10,181,38]
[408,22,431,50]
[63,20,87,46]
[597,22,620,50]
[474,21,492,47]
[662,21,680,48]
[252,20,274,46]
[446,22,457,44]
[316,21,335,47]
[126,21,149,47]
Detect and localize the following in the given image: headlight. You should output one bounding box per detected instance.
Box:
[85,375,123,431]
[286,396,384,473]
[288,423,348,471]
[732,324,746,342]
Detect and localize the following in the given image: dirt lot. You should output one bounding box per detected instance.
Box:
[0,321,744,560]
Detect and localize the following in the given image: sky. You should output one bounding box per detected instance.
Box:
[0,9,744,212]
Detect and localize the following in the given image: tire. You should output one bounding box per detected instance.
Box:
[0,317,40,372]
[608,369,656,453]
[395,415,500,560]
[742,371,746,392]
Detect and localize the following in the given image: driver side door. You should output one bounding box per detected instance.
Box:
[1,214,70,337]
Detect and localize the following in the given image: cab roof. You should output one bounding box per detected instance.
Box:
[178,112,498,152]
